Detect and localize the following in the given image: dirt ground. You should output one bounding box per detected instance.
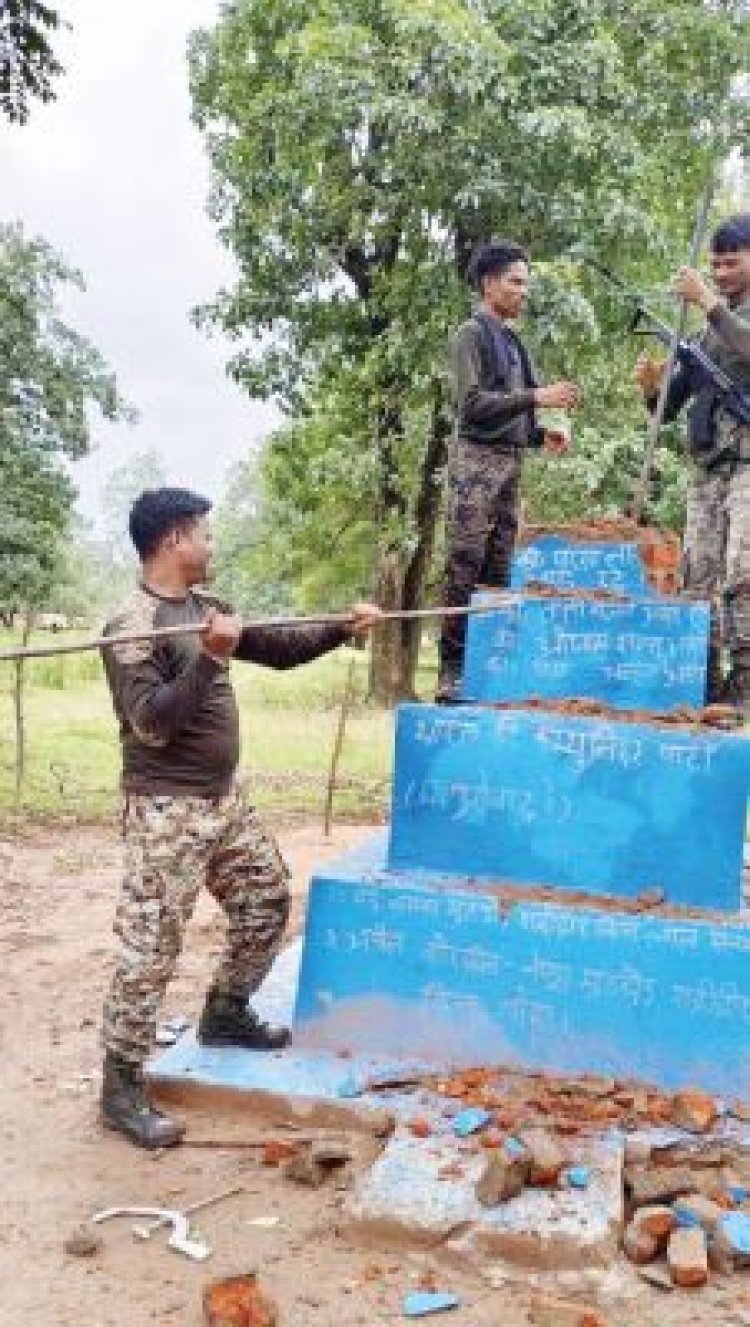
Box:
[1,821,748,1327]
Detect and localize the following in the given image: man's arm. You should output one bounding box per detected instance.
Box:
[707,305,750,364]
[104,640,223,748]
[235,621,352,670]
[452,322,535,428]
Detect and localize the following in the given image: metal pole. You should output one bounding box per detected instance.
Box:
[0,600,514,664]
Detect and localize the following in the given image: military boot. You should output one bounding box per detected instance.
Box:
[101,1052,185,1149]
[198,988,290,1051]
[435,661,463,705]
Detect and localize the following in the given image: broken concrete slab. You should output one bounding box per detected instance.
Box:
[344,1130,623,1272]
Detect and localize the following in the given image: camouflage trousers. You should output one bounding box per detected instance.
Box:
[439,440,521,681]
[682,459,750,693]
[102,782,291,1067]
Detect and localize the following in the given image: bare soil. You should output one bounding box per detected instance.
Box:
[0,822,747,1326]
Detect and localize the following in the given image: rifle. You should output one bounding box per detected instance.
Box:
[582,256,750,431]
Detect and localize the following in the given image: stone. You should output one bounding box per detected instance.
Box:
[311,1138,353,1166]
[627,1167,696,1209]
[671,1089,718,1135]
[623,1138,651,1168]
[283,1151,327,1188]
[623,1221,659,1266]
[63,1226,103,1258]
[623,1205,676,1264]
[673,1194,723,1236]
[519,1128,566,1187]
[667,1227,709,1288]
[476,1146,531,1207]
[528,1292,608,1326]
[202,1272,278,1326]
[262,1139,299,1167]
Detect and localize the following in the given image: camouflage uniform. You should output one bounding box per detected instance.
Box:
[439,440,521,680]
[664,296,750,702]
[438,312,542,689]
[103,783,290,1066]
[100,583,350,1067]
[682,423,750,699]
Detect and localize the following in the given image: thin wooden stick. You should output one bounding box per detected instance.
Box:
[0,601,511,663]
[323,655,357,838]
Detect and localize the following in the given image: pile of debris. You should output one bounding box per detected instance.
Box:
[492,695,743,732]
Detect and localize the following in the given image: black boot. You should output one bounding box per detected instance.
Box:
[101,1052,185,1149]
[198,989,290,1051]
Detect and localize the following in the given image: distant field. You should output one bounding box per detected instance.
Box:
[0,629,438,823]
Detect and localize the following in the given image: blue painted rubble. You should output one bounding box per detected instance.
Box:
[511,536,650,595]
[291,840,750,1097]
[462,592,709,710]
[389,704,749,911]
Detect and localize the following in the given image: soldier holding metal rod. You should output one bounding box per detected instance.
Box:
[99,486,380,1149]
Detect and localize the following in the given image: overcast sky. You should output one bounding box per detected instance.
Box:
[1,0,278,526]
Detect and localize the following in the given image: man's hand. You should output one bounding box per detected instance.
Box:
[635,352,666,398]
[674,265,720,315]
[534,381,581,410]
[543,428,571,456]
[347,602,383,640]
[201,608,243,661]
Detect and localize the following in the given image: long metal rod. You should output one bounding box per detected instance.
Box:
[0,601,510,664]
[631,177,715,522]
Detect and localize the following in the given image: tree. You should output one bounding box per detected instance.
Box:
[211,453,292,614]
[0,1,63,124]
[0,221,130,792]
[190,0,749,700]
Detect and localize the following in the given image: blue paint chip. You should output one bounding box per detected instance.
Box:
[566,1166,591,1190]
[403,1291,461,1317]
[673,1205,701,1229]
[452,1108,491,1137]
[718,1212,750,1255]
[504,1136,526,1159]
[728,1185,750,1205]
[336,1075,361,1098]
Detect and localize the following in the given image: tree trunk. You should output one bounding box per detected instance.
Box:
[13,610,33,806]
[368,384,452,704]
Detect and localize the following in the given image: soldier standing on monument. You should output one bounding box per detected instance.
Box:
[636,214,750,708]
[437,240,582,701]
[100,486,380,1148]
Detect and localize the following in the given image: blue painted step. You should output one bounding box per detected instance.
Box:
[388,704,749,911]
[292,836,750,1097]
[512,536,650,595]
[462,591,709,710]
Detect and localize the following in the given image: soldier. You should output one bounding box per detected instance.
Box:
[437,240,581,701]
[100,487,380,1148]
[636,213,750,707]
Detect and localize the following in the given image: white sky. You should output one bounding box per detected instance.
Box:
[1,0,279,527]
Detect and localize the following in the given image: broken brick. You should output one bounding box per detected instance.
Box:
[627,1167,696,1209]
[671,1089,718,1135]
[518,1127,566,1187]
[667,1226,709,1288]
[262,1139,299,1167]
[528,1292,608,1327]
[475,1144,531,1206]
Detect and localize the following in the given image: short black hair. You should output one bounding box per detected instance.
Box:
[711,213,750,254]
[129,487,211,559]
[468,240,529,289]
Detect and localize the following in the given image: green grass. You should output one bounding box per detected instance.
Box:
[0,629,439,823]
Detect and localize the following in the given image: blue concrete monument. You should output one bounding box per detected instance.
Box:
[388,704,748,911]
[150,525,750,1104]
[462,592,709,710]
[291,839,750,1098]
[511,535,650,595]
